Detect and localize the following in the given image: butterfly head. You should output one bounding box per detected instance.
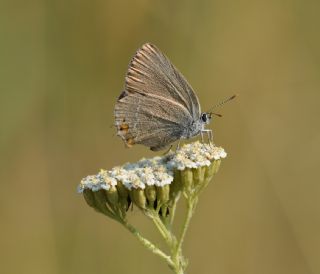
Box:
[200,111,223,125]
[200,113,212,125]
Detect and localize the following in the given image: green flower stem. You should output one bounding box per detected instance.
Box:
[177,199,196,252]
[172,196,198,273]
[146,211,186,274]
[120,219,174,268]
[145,209,174,246]
[169,193,181,228]
[153,214,175,246]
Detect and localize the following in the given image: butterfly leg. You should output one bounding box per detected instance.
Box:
[200,131,205,143]
[177,141,181,150]
[208,130,214,147]
[201,129,214,146]
[206,130,213,146]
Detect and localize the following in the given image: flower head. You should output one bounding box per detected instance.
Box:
[78,141,226,218]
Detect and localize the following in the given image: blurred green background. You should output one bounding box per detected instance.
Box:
[1,0,320,273]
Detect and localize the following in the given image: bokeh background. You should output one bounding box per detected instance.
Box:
[1,0,320,273]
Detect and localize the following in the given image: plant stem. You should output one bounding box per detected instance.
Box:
[169,193,181,227]
[153,213,174,245]
[169,196,198,274]
[144,209,174,246]
[120,219,174,268]
[176,198,196,254]
[116,194,199,274]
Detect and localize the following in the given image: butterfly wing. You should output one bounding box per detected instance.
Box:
[115,90,192,151]
[114,43,201,150]
[125,43,201,118]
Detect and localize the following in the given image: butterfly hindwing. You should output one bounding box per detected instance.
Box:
[115,90,190,150]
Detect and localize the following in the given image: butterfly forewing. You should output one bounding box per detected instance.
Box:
[126,43,201,118]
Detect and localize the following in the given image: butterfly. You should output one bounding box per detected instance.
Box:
[114,43,235,151]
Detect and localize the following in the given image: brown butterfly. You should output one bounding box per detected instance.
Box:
[114,43,235,151]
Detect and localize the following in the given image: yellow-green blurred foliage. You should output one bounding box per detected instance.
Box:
[1,0,319,273]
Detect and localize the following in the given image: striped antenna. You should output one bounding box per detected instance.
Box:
[207,94,237,113]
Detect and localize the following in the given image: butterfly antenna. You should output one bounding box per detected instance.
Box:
[211,112,223,117]
[207,94,237,113]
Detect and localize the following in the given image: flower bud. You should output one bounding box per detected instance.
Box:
[116,181,131,212]
[145,185,157,208]
[131,188,147,209]
[169,169,183,201]
[193,166,205,185]
[156,184,170,206]
[180,169,193,196]
[93,190,114,218]
[83,188,96,208]
[213,159,221,174]
[106,185,119,206]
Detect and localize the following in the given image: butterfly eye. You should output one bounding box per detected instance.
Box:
[201,113,207,122]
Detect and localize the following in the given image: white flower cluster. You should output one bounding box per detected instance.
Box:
[78,141,226,193]
[168,141,227,170]
[77,171,117,192]
[78,156,173,193]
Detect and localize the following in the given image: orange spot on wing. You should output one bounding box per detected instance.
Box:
[125,138,135,148]
[119,123,129,134]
